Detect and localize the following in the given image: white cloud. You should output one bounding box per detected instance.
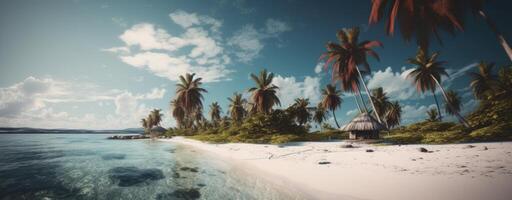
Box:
[314,62,324,74]
[273,75,321,107]
[119,23,186,51]
[228,19,291,63]
[367,66,419,100]
[346,108,358,116]
[265,18,292,34]
[169,10,222,32]
[401,103,437,124]
[0,77,167,129]
[101,46,130,54]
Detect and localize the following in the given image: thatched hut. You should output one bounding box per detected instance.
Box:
[150,126,166,138]
[340,113,385,139]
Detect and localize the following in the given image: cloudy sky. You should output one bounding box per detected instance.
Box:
[1,0,511,129]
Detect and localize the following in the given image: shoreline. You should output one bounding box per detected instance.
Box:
[162,137,512,200]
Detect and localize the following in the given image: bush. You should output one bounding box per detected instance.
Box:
[270,134,300,144]
[383,133,423,144]
[421,130,468,144]
[469,123,512,142]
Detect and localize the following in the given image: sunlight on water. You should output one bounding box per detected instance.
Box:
[0,134,297,200]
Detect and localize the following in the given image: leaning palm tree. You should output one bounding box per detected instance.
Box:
[407,48,469,127]
[468,61,499,100]
[427,108,439,122]
[248,69,281,114]
[209,102,222,126]
[445,90,462,117]
[371,87,392,121]
[313,103,328,128]
[291,98,311,126]
[385,101,402,128]
[227,92,247,124]
[321,27,384,123]
[320,84,343,128]
[369,0,512,61]
[170,99,185,129]
[176,73,207,128]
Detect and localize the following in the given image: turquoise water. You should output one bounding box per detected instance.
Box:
[0,134,296,200]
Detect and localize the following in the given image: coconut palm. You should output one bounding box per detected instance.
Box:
[427,108,439,122]
[146,114,154,129]
[313,103,328,128]
[445,90,462,117]
[385,101,402,128]
[140,118,148,134]
[468,61,499,100]
[321,27,384,123]
[371,87,392,121]
[291,98,311,126]
[150,109,163,126]
[369,0,464,52]
[170,99,185,128]
[176,73,207,127]
[228,93,247,124]
[209,102,222,126]
[248,69,281,114]
[320,84,343,128]
[407,48,469,127]
[369,0,512,61]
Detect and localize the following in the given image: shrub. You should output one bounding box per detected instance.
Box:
[383,133,423,144]
[270,134,300,144]
[469,123,512,142]
[421,130,468,144]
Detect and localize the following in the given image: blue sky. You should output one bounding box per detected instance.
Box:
[0,0,511,129]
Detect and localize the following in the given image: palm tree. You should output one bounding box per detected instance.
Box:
[369,0,512,61]
[371,87,392,121]
[385,101,402,128]
[209,102,222,126]
[320,84,343,128]
[313,103,328,128]
[176,73,207,128]
[427,108,439,122]
[248,69,281,114]
[147,114,154,129]
[445,90,462,117]
[468,61,499,100]
[228,92,247,124]
[291,98,311,126]
[140,118,148,134]
[150,109,163,126]
[321,27,384,123]
[170,99,185,129]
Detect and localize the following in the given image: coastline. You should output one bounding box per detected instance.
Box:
[162,137,512,200]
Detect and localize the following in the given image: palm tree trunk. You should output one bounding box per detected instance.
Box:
[479,10,512,62]
[355,66,383,123]
[353,94,363,113]
[332,109,340,128]
[432,90,443,121]
[356,84,369,113]
[430,75,470,128]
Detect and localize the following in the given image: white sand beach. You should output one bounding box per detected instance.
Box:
[162,137,512,200]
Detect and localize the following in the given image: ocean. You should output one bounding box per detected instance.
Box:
[0,134,295,200]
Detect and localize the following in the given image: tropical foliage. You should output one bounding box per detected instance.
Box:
[320,84,342,128]
[248,69,281,114]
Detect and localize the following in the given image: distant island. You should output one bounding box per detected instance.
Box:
[0,127,144,134]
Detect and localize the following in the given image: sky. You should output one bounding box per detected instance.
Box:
[0,0,511,129]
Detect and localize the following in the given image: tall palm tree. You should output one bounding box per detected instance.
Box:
[147,114,154,129]
[170,99,185,129]
[176,73,207,128]
[150,109,163,126]
[369,0,512,61]
[313,103,328,128]
[468,61,499,100]
[248,69,281,114]
[445,90,462,117]
[227,92,247,124]
[385,101,402,128]
[209,102,222,126]
[140,118,148,134]
[371,87,392,121]
[321,27,384,123]
[320,84,343,128]
[291,98,311,126]
[407,48,469,127]
[427,108,439,122]
[369,0,464,52]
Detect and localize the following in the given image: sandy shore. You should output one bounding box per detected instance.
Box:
[162,137,512,200]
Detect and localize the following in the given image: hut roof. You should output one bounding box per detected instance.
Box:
[340,112,385,132]
[150,126,167,133]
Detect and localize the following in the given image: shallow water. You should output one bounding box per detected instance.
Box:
[0,134,297,200]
